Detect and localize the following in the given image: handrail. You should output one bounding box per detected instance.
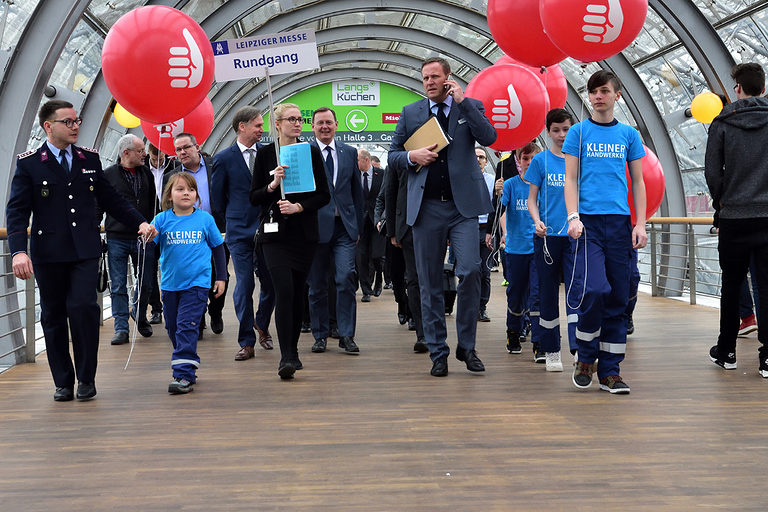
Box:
[648,217,714,225]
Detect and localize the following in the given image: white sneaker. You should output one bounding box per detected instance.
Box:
[545,352,563,372]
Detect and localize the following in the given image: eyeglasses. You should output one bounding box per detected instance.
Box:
[278,117,303,124]
[51,118,82,128]
[174,144,196,153]
[733,83,740,91]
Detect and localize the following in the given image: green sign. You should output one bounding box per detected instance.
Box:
[263,81,422,144]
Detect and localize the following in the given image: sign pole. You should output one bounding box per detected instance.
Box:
[264,66,285,200]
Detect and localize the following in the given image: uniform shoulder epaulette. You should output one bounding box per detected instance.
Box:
[17,149,35,159]
[79,145,99,154]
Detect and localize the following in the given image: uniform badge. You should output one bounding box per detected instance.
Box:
[41,180,49,197]
[89,186,94,191]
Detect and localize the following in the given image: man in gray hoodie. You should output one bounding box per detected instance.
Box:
[705,62,768,377]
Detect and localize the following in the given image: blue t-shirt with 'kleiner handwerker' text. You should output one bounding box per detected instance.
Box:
[152,208,224,291]
[501,175,534,255]
[525,149,568,237]
[562,118,645,215]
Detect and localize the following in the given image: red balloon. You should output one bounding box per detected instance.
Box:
[496,55,568,109]
[540,0,648,63]
[466,64,550,151]
[626,144,665,225]
[102,6,215,124]
[141,97,214,156]
[488,0,566,68]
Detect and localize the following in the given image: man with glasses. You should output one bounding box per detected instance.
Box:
[165,132,228,339]
[102,134,157,344]
[6,100,156,401]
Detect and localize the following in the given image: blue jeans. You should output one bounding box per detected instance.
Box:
[107,238,155,333]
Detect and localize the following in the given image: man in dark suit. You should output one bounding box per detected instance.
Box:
[388,57,497,377]
[102,134,157,345]
[211,106,275,361]
[167,133,228,338]
[356,149,385,302]
[307,107,365,354]
[6,100,155,401]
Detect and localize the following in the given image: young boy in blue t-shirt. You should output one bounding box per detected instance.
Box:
[563,70,647,394]
[500,143,541,358]
[526,108,576,372]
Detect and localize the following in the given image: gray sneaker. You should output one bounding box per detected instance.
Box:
[168,378,194,394]
[572,361,594,389]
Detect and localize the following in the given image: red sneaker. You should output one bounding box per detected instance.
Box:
[738,314,757,336]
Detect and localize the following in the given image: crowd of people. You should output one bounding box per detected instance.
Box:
[6,58,766,400]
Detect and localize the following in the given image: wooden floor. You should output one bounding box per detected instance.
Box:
[1,277,766,511]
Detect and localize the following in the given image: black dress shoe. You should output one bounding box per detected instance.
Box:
[339,336,359,353]
[430,356,448,377]
[478,310,491,322]
[407,318,416,331]
[137,319,153,337]
[329,327,340,339]
[373,286,382,297]
[311,338,327,353]
[361,294,371,303]
[413,338,429,353]
[110,331,129,345]
[294,359,304,370]
[278,363,296,380]
[301,321,312,333]
[456,348,485,372]
[149,311,162,325]
[210,315,224,334]
[76,382,97,400]
[398,313,407,325]
[54,387,74,401]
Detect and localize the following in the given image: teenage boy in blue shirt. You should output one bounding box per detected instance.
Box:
[563,70,647,394]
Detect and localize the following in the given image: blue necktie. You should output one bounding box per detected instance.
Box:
[60,152,70,174]
[324,146,334,187]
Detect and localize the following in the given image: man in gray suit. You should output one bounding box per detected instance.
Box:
[388,57,496,377]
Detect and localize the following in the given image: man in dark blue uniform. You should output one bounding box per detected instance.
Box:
[6,100,156,402]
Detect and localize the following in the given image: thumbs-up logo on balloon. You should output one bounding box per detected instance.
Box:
[582,0,624,44]
[491,84,523,130]
[156,119,184,140]
[169,28,204,88]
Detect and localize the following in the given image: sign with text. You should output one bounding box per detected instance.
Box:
[279,143,316,194]
[332,80,380,106]
[211,29,319,82]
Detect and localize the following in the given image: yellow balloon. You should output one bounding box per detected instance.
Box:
[690,92,723,124]
[114,103,141,128]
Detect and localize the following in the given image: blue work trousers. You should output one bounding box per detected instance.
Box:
[534,235,577,353]
[504,252,540,340]
[163,287,208,382]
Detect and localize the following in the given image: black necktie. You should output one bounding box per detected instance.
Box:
[436,102,448,131]
[363,172,369,197]
[324,146,334,185]
[60,152,70,174]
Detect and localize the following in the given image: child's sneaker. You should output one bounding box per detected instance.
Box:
[599,375,630,394]
[168,377,194,394]
[532,342,545,363]
[506,330,522,354]
[572,361,594,389]
[545,352,563,372]
[759,356,768,378]
[709,345,737,370]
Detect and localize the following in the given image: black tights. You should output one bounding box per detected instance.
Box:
[268,265,310,365]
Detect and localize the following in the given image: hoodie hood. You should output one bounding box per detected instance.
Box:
[714,96,768,130]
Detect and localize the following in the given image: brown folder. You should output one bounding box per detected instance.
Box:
[404,116,451,172]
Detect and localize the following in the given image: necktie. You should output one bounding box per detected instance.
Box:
[60,152,70,174]
[246,148,256,176]
[363,172,369,198]
[436,102,449,131]
[324,146,334,185]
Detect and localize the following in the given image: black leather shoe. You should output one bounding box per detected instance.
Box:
[398,313,407,325]
[301,321,312,333]
[413,338,429,353]
[311,338,327,353]
[329,327,340,339]
[278,363,296,380]
[294,359,303,370]
[54,387,74,401]
[373,285,382,297]
[76,382,97,401]
[430,356,448,377]
[210,315,224,334]
[456,348,485,372]
[339,336,359,353]
[478,310,491,322]
[361,294,371,303]
[149,311,162,324]
[407,318,416,331]
[137,319,153,338]
[110,331,129,345]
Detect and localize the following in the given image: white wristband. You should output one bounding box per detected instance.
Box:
[567,212,580,222]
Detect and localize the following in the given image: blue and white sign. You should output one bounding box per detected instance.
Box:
[212,29,319,82]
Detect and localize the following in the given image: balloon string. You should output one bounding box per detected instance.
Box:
[124,237,148,371]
